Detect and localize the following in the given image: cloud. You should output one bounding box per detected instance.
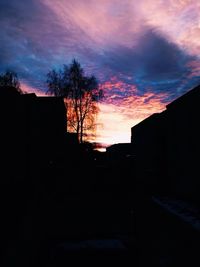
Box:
[20,81,46,96]
[1,0,200,143]
[137,0,200,56]
[101,29,193,82]
[96,90,167,144]
[0,0,99,90]
[0,0,199,94]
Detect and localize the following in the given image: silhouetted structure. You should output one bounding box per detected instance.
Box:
[131,85,200,199]
[0,89,67,183]
[131,85,200,267]
[164,85,200,198]
[0,86,135,266]
[0,86,68,265]
[131,113,166,193]
[106,143,133,167]
[28,95,67,178]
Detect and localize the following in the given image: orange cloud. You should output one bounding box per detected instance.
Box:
[95,78,168,145]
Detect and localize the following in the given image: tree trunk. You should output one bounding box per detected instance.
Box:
[80,119,83,143]
[77,121,80,143]
[64,100,68,132]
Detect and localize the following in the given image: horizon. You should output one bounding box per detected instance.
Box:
[1,0,200,144]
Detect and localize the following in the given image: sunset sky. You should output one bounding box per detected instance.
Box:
[1,0,200,145]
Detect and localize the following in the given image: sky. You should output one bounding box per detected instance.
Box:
[0,0,200,145]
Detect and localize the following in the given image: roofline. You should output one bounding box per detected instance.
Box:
[166,85,200,109]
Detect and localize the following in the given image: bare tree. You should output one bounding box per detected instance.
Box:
[0,70,22,93]
[46,59,103,143]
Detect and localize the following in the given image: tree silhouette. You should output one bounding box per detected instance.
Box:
[47,59,103,143]
[0,70,22,94]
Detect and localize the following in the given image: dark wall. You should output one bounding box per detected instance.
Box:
[164,86,200,197]
[131,113,166,193]
[28,96,67,177]
[106,143,132,167]
[131,85,200,199]
[0,88,67,184]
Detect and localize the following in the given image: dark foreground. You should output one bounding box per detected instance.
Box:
[1,163,200,266]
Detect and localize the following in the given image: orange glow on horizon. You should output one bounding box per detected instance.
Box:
[94,78,168,145]
[21,80,169,146]
[95,99,167,146]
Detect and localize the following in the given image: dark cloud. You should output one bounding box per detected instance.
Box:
[102,30,193,79]
[0,0,52,81]
[0,0,97,89]
[0,1,199,102]
[136,31,194,81]
[98,29,198,98]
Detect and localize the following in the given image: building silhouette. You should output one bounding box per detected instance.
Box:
[0,87,67,183]
[131,85,200,199]
[106,143,133,167]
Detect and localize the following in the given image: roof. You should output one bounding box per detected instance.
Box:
[166,85,200,109]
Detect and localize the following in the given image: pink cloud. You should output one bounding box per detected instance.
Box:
[43,0,200,56]
[1,0,199,145]
[137,0,200,55]
[21,82,46,96]
[186,60,200,78]
[96,78,168,145]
